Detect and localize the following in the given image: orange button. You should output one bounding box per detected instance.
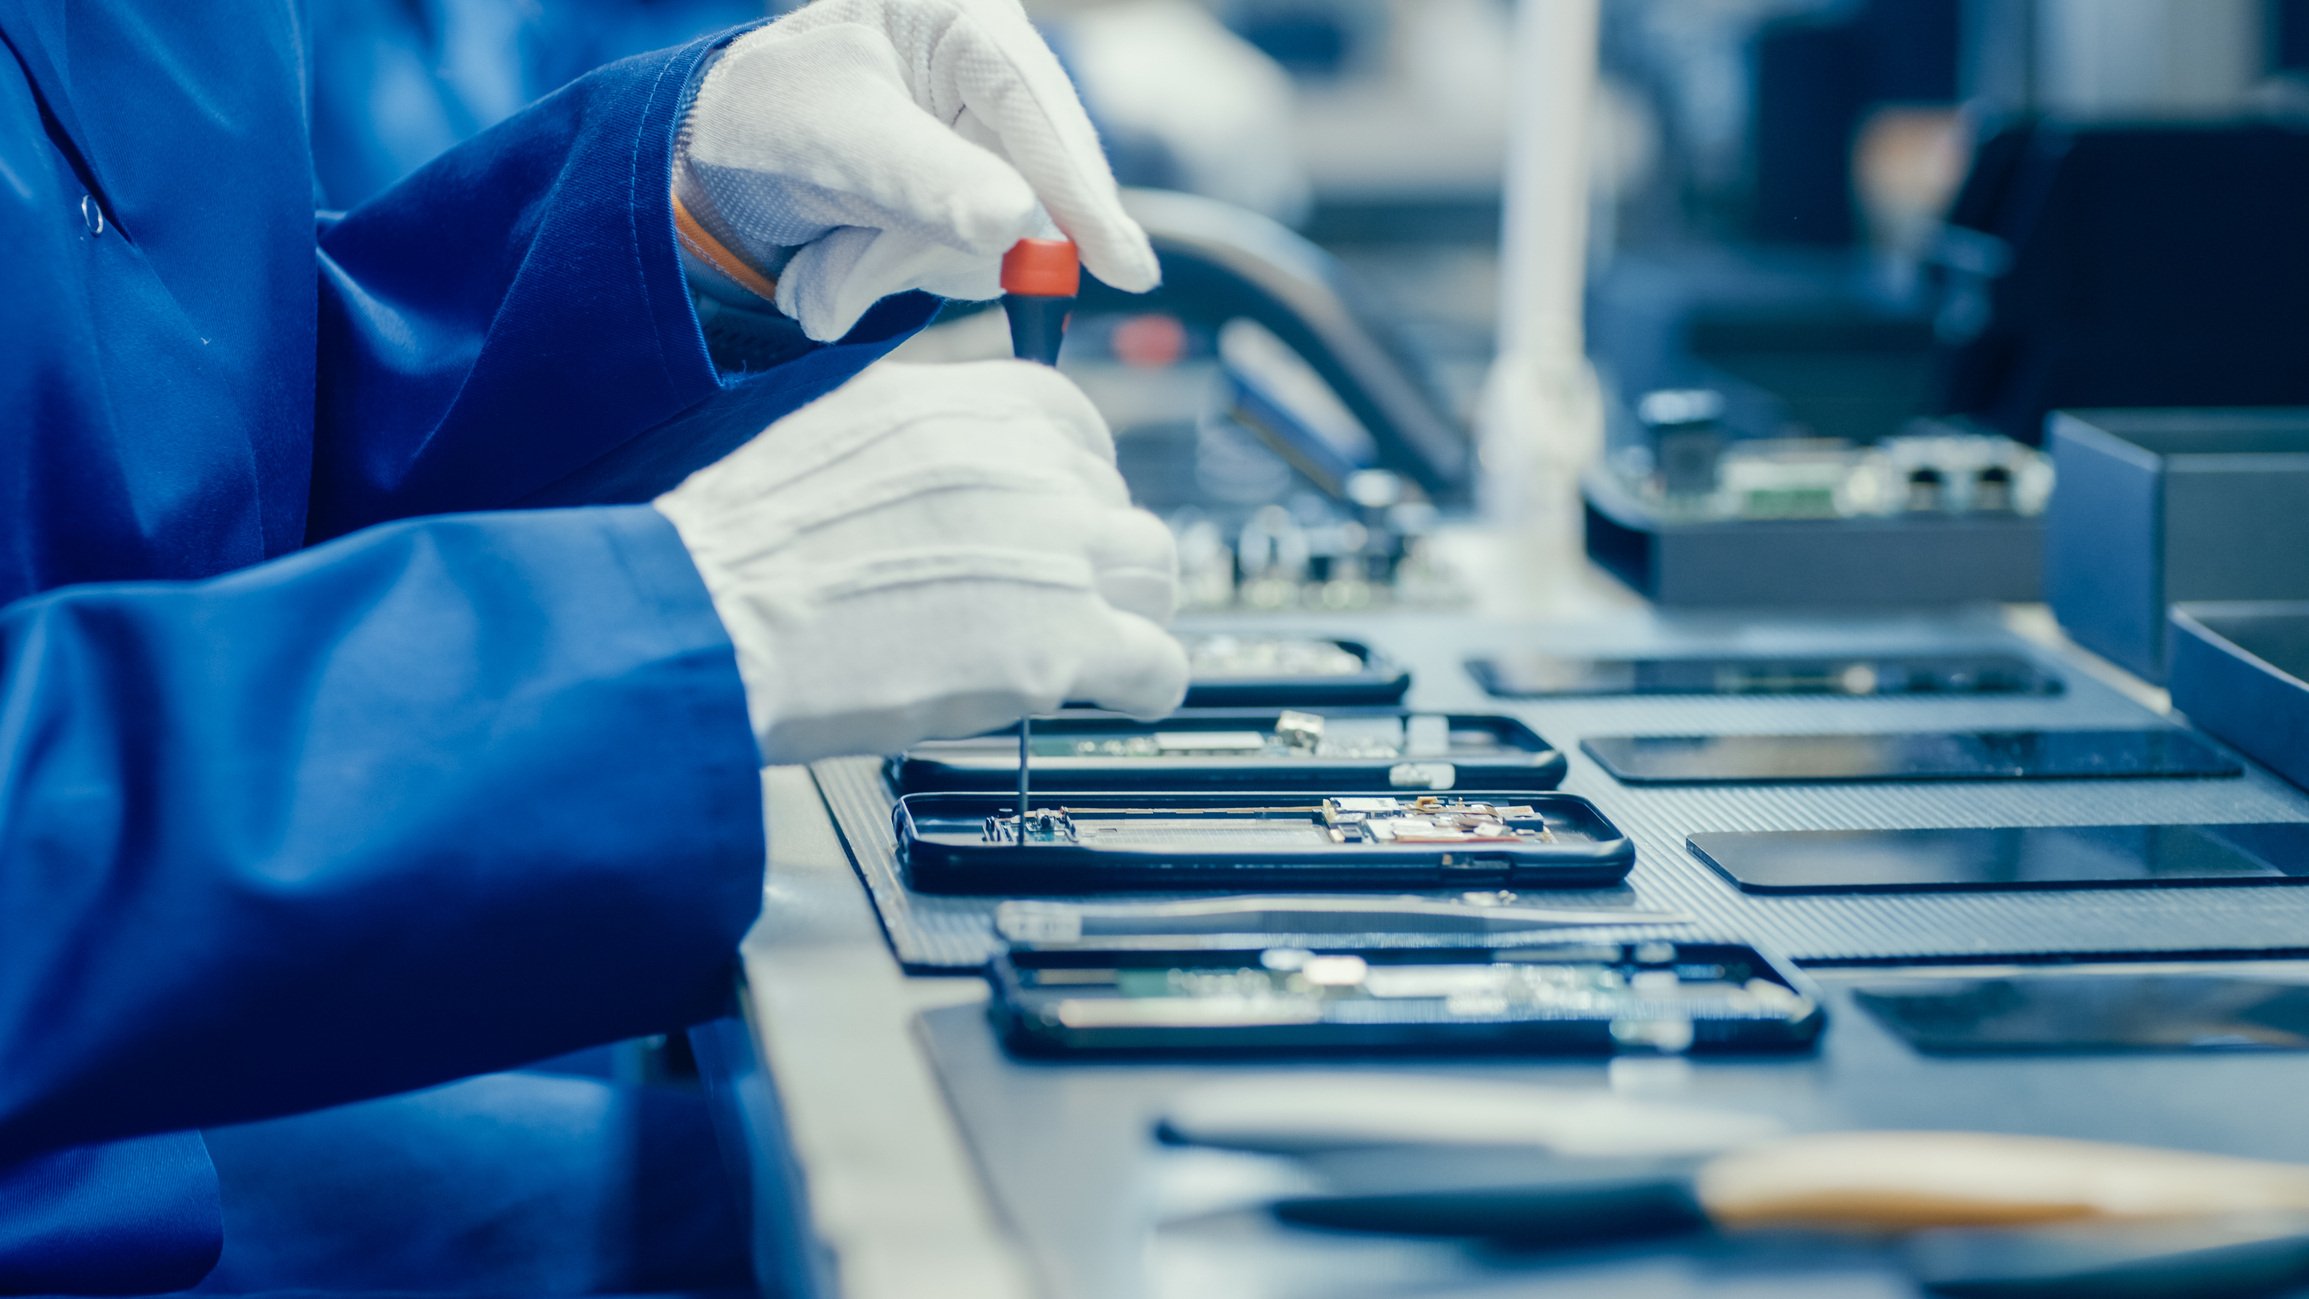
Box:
[1001,238,1080,297]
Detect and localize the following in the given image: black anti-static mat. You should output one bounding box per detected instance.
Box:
[812,612,2309,974]
[809,758,1665,971]
[814,757,1014,971]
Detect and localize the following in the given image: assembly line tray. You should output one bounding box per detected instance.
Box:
[811,759,1664,971]
[813,613,2309,974]
[2171,602,2309,795]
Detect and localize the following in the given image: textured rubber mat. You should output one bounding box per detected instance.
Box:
[813,611,2309,973]
[810,758,1666,971]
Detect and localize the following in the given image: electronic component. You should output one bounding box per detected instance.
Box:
[892,710,1566,794]
[990,941,1825,1055]
[979,795,1559,849]
[993,895,1694,951]
[1152,313,1465,613]
[1604,423,2053,524]
[895,790,1633,892]
[1055,710,1439,761]
[1171,498,1463,612]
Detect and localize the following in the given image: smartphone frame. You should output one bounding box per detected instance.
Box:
[889,710,1568,795]
[1178,635,1412,708]
[989,940,1827,1056]
[894,789,1634,893]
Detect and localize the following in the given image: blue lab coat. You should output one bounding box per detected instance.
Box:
[0,2,932,1290]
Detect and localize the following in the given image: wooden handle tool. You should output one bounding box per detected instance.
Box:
[1274,1130,2309,1241]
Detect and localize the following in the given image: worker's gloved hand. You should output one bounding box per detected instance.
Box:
[654,361,1188,765]
[675,0,1159,342]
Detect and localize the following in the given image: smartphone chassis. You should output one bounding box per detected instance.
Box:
[990,940,1826,1056]
[894,791,1635,893]
[890,710,1567,795]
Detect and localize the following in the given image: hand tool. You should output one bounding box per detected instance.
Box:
[994,894,1693,948]
[998,236,1081,845]
[1269,1131,2309,1242]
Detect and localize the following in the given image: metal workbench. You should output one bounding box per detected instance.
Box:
[699,523,2309,1299]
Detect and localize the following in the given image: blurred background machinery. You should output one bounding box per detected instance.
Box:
[309,0,2309,611]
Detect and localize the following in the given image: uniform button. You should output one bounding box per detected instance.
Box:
[80,194,104,236]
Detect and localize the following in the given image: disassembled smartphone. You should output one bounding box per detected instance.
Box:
[993,894,1693,951]
[1177,634,1411,707]
[894,791,1634,893]
[1467,651,2063,699]
[890,710,1566,795]
[989,940,1826,1056]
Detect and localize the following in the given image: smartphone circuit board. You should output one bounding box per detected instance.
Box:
[992,941,1825,1055]
[982,795,1558,849]
[893,710,1566,794]
[896,791,1633,892]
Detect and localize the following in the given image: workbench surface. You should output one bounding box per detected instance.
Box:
[707,521,2309,1299]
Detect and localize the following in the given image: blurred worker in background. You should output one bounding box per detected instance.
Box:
[0,0,1183,1292]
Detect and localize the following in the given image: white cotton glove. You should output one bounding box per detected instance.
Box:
[653,360,1189,765]
[674,0,1161,342]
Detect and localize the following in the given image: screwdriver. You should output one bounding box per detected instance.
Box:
[1272,1129,2309,1241]
[1000,237,1081,845]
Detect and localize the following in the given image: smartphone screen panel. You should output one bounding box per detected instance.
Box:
[1582,729,2240,784]
[1468,652,2061,698]
[1687,823,2309,894]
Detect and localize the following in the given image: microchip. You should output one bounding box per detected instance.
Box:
[1275,710,1327,750]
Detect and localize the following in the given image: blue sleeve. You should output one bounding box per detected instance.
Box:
[310,30,939,539]
[0,1135,220,1293]
[0,505,766,1165]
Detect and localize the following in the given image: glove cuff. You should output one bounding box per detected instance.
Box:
[672,191,779,305]
[671,42,792,312]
